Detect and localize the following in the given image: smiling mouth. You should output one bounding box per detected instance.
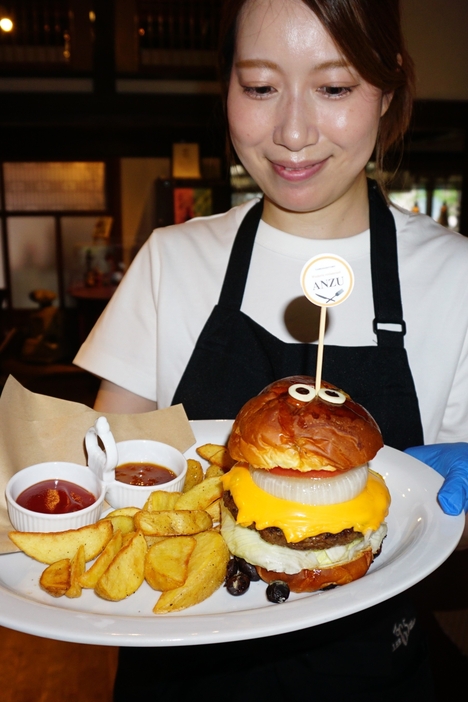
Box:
[275,160,325,170]
[271,159,328,181]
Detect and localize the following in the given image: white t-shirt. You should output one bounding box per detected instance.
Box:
[74,199,468,444]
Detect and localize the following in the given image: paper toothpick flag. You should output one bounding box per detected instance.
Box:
[300,254,354,392]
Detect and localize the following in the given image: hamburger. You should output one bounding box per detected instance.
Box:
[221,376,390,593]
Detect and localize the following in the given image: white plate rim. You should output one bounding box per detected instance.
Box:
[0,419,464,646]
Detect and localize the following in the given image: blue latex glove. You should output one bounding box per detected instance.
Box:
[404,443,468,515]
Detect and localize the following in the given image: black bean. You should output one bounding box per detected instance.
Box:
[237,558,261,581]
[266,580,290,603]
[226,572,250,596]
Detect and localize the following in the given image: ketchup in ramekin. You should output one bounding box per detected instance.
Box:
[16,479,96,514]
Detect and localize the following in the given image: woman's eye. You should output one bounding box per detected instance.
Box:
[242,85,275,98]
[319,86,353,98]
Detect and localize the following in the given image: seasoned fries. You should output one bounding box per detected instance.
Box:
[196,443,235,470]
[143,490,181,512]
[10,440,235,613]
[205,464,225,480]
[94,531,147,601]
[154,531,229,613]
[9,520,113,564]
[183,459,204,492]
[204,498,221,523]
[104,514,135,535]
[135,509,212,536]
[106,507,140,518]
[145,536,196,591]
[80,530,123,589]
[174,476,223,511]
[40,559,71,597]
[66,545,86,598]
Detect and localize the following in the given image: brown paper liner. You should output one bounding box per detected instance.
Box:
[0,376,195,554]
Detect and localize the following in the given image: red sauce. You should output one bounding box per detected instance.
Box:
[115,462,176,487]
[17,479,96,514]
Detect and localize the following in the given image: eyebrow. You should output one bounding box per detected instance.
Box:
[314,59,350,71]
[235,59,279,70]
[235,58,351,71]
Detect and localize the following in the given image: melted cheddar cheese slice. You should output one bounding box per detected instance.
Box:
[222,464,390,543]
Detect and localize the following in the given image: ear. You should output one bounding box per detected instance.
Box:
[381,91,393,117]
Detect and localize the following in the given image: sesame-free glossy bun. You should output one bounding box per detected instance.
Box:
[256,547,374,593]
[228,376,383,472]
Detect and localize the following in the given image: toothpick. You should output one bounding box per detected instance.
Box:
[300,255,354,393]
[315,306,327,393]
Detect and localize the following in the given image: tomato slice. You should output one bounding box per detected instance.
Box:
[269,466,351,479]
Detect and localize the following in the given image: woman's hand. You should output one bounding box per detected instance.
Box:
[404,443,468,549]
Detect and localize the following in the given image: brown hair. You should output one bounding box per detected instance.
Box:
[219,0,415,178]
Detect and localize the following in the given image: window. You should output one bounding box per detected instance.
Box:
[389,174,462,232]
[0,161,120,309]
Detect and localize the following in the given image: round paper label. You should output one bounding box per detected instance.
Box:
[300,254,354,307]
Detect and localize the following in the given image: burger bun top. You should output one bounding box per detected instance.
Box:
[228,376,383,472]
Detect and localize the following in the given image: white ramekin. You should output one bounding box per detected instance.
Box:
[6,462,106,533]
[105,439,187,509]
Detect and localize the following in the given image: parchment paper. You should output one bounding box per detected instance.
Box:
[0,376,195,553]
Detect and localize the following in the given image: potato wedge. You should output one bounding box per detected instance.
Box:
[145,536,196,591]
[196,444,235,470]
[204,498,221,523]
[95,531,147,601]
[66,545,86,598]
[154,530,229,613]
[205,464,224,480]
[143,491,181,512]
[196,443,226,462]
[9,520,113,565]
[144,535,168,548]
[182,459,204,493]
[103,515,135,535]
[80,530,123,589]
[105,507,140,518]
[134,510,212,536]
[40,559,71,597]
[122,531,137,547]
[175,477,223,511]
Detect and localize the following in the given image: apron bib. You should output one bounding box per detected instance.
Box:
[172,179,424,450]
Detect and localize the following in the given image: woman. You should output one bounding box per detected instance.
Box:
[75,0,468,698]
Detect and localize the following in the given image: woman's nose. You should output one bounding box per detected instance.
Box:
[273,95,319,151]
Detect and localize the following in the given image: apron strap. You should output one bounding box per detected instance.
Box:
[368,180,406,348]
[218,199,263,310]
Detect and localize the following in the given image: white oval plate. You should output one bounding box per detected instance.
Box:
[0,420,464,646]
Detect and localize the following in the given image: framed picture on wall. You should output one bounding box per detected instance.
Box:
[155,179,231,229]
[173,187,213,224]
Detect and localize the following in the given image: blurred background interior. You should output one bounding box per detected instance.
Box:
[0,1,467,700]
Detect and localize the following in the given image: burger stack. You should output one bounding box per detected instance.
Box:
[221,375,389,593]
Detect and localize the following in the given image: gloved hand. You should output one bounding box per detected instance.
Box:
[404,443,468,515]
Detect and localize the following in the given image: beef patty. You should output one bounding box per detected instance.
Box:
[223,491,363,551]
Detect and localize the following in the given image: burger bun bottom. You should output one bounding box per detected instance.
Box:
[256,548,374,593]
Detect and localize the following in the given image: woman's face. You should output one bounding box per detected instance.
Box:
[227,0,390,235]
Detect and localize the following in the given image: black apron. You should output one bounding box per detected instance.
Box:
[172,180,423,451]
[114,182,433,702]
